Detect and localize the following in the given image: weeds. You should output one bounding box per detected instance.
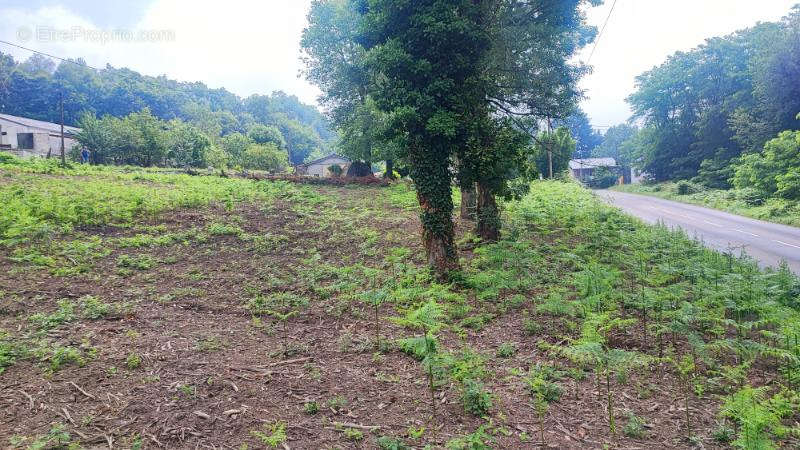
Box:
[251,421,287,448]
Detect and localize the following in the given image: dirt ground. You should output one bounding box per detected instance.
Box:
[0,184,733,449]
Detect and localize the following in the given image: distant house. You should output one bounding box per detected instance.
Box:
[0,113,81,158]
[295,154,351,177]
[569,157,618,180]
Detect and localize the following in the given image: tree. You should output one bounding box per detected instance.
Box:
[359,0,494,274]
[247,124,286,148]
[240,143,289,173]
[302,0,398,172]
[461,0,597,240]
[556,108,603,158]
[219,132,252,166]
[627,10,800,182]
[592,124,638,166]
[531,127,576,178]
[167,120,212,168]
[731,128,800,198]
[18,54,56,75]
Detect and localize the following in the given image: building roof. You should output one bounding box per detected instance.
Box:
[297,153,351,167]
[568,157,617,170]
[0,113,81,136]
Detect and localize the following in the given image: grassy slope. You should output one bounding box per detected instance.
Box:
[0,157,799,449]
[612,182,800,227]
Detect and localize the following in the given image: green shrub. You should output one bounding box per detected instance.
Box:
[460,379,492,416]
[377,436,411,450]
[81,295,110,319]
[622,412,647,438]
[675,180,700,195]
[736,187,766,206]
[496,342,516,358]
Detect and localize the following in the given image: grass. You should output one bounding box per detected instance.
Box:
[1,156,799,448]
[612,181,800,226]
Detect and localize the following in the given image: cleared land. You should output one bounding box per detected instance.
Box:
[1,158,799,449]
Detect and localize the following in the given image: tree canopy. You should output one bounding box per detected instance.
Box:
[626,7,800,183]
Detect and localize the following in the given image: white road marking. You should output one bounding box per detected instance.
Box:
[773,239,800,249]
[732,229,760,237]
[703,220,723,227]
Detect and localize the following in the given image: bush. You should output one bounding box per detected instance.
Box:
[736,187,766,206]
[327,164,343,177]
[460,379,492,416]
[586,167,618,189]
[675,180,701,195]
[775,168,800,199]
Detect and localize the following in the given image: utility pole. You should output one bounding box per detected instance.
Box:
[546,117,553,179]
[59,91,66,166]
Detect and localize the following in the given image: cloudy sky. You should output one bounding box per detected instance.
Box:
[0,0,797,129]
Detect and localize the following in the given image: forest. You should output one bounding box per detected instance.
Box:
[595,7,799,195]
[0,51,336,167]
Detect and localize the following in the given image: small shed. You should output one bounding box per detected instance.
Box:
[295,154,351,177]
[0,113,81,158]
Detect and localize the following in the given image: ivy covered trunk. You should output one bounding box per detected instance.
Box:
[476,182,500,241]
[460,184,476,220]
[412,150,459,277]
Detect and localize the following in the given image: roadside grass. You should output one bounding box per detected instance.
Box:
[0,158,798,448]
[612,181,800,227]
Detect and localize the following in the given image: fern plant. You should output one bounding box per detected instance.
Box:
[392,299,445,417]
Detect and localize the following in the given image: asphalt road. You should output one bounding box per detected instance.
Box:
[597,190,800,274]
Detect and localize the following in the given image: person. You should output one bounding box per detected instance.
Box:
[80,147,90,164]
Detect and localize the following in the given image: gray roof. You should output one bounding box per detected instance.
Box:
[568,157,617,170]
[0,113,81,136]
[297,153,351,167]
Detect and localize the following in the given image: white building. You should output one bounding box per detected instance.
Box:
[0,113,81,158]
[295,154,351,177]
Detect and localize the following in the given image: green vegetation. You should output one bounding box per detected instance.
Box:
[1,157,799,448]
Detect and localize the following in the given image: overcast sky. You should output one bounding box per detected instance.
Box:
[1,0,797,129]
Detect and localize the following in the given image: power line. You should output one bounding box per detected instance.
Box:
[0,39,100,71]
[586,0,618,65]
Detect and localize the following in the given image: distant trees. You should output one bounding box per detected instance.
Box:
[592,124,638,166]
[556,108,603,159]
[0,52,335,166]
[531,127,577,179]
[627,6,800,184]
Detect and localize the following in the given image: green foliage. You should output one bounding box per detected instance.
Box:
[80,295,109,319]
[460,379,492,416]
[327,164,343,177]
[29,299,75,330]
[377,435,411,450]
[720,386,797,449]
[241,142,288,172]
[496,342,516,358]
[303,401,319,415]
[126,353,142,369]
[732,129,800,199]
[251,421,287,448]
[445,426,493,450]
[622,412,647,438]
[532,127,577,178]
[627,9,800,181]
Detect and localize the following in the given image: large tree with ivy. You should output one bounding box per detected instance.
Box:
[305,0,597,274]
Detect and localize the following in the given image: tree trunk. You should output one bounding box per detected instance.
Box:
[384,159,395,179]
[475,182,500,241]
[416,190,459,278]
[460,183,476,220]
